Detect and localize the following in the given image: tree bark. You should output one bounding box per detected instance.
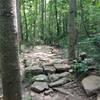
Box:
[67,0,77,62]
[54,0,60,36]
[41,0,44,41]
[0,0,22,100]
[22,0,28,41]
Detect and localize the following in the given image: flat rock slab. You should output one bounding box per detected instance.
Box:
[53,59,68,64]
[49,72,70,82]
[31,82,49,93]
[82,75,100,96]
[49,78,70,87]
[32,74,49,82]
[43,65,56,74]
[54,64,70,72]
[25,65,43,75]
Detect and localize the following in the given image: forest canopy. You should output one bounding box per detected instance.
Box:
[20,0,100,62]
[20,0,100,44]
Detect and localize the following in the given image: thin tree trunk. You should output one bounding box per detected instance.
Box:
[67,0,77,62]
[54,0,60,36]
[41,0,44,41]
[45,0,46,22]
[0,0,22,100]
[48,1,51,38]
[17,0,22,51]
[22,0,28,41]
[44,0,46,42]
[33,0,38,46]
[63,14,66,35]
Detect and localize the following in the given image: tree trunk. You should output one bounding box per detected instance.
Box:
[0,0,22,100]
[33,0,38,46]
[54,0,60,36]
[41,0,44,41]
[22,0,28,42]
[67,0,77,62]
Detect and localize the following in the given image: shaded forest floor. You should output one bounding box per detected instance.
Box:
[19,45,98,100]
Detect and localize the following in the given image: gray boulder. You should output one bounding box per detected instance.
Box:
[31,82,49,93]
[49,72,70,82]
[54,64,70,72]
[82,75,100,96]
[44,89,54,95]
[25,65,43,76]
[32,74,49,82]
[49,78,70,87]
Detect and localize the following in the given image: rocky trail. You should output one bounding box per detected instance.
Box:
[0,45,100,100]
[20,45,100,100]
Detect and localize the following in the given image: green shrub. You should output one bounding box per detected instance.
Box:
[72,59,90,76]
[24,71,33,83]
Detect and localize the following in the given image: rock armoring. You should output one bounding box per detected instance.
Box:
[20,45,72,94]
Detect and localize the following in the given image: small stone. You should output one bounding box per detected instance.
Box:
[31,82,49,93]
[44,89,54,95]
[32,74,49,82]
[82,75,100,96]
[79,52,87,60]
[49,78,69,87]
[69,69,73,73]
[54,64,70,72]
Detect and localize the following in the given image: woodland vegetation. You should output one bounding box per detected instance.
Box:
[20,0,100,61]
[0,0,100,100]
